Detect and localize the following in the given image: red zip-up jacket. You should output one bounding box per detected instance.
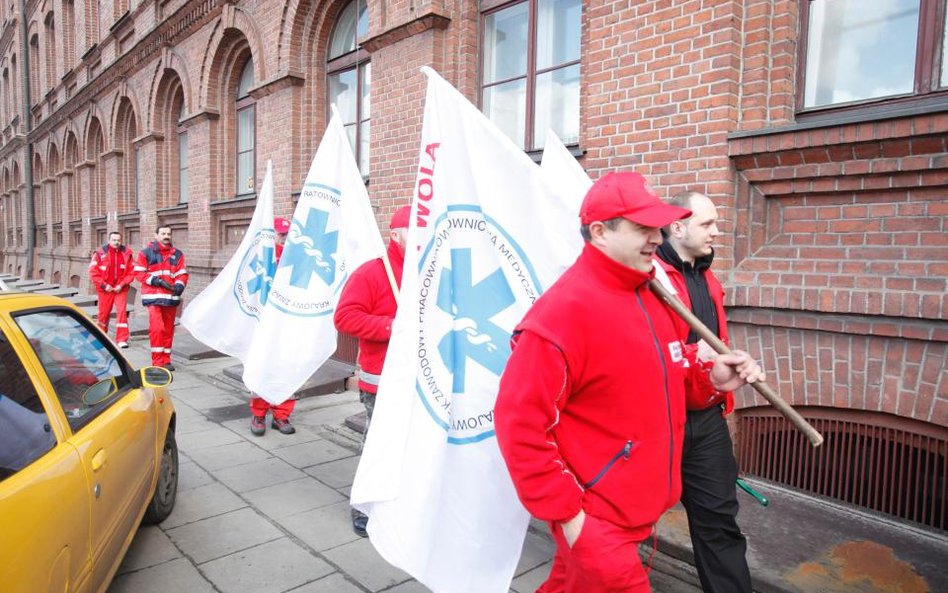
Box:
[654,255,733,413]
[88,244,135,292]
[496,245,715,536]
[134,241,188,307]
[334,240,404,393]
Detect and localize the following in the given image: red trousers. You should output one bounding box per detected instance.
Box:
[249,396,296,420]
[147,306,177,366]
[537,515,651,593]
[96,289,130,344]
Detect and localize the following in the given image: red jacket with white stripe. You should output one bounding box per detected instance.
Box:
[88,245,135,292]
[134,241,188,307]
[333,240,404,393]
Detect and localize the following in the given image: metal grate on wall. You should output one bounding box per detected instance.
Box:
[736,408,947,531]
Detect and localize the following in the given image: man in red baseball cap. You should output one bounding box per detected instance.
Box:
[334,204,410,537]
[495,172,764,593]
[249,216,297,436]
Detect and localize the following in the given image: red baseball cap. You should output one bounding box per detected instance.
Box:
[273,217,290,234]
[580,172,691,227]
[390,205,411,229]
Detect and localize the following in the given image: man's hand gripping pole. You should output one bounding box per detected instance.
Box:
[648,278,824,448]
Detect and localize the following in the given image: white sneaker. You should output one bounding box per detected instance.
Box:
[118,342,129,349]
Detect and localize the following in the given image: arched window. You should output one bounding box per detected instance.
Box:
[47,144,60,223]
[116,99,138,212]
[87,118,105,217]
[235,59,255,196]
[28,34,39,102]
[32,153,44,226]
[44,12,56,90]
[10,55,17,119]
[2,68,9,125]
[64,132,79,221]
[327,0,370,175]
[63,1,76,68]
[177,96,188,204]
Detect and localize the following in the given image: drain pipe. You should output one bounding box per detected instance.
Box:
[18,0,35,277]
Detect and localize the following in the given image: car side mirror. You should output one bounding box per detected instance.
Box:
[137,366,174,388]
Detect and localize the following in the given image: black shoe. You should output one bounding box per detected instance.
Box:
[352,509,368,537]
[163,363,176,371]
[271,417,296,435]
[250,415,266,436]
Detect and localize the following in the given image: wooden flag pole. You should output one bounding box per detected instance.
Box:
[648,278,824,448]
[381,254,399,303]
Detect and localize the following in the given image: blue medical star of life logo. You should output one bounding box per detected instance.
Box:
[247,246,276,302]
[280,207,338,288]
[265,183,347,318]
[416,205,541,445]
[437,248,514,394]
[232,228,277,320]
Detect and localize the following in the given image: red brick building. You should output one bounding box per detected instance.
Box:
[0,1,945,529]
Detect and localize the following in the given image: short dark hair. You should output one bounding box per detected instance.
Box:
[580,217,623,242]
[108,231,121,239]
[662,190,700,236]
[156,225,172,234]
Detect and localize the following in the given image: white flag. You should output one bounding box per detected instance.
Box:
[350,68,582,593]
[538,130,677,295]
[181,161,276,357]
[242,111,384,402]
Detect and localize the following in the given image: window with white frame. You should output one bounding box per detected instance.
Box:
[802,0,948,110]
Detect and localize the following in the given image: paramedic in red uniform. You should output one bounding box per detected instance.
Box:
[249,217,297,436]
[494,173,764,593]
[134,225,188,370]
[334,205,410,537]
[88,231,135,348]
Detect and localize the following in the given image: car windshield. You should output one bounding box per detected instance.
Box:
[15,310,128,429]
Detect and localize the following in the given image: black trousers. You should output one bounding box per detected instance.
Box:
[681,406,752,593]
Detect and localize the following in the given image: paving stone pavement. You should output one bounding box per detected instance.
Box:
[108,337,701,593]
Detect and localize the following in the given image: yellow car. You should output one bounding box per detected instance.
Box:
[0,292,178,593]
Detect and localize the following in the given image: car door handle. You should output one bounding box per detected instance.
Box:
[91,449,107,471]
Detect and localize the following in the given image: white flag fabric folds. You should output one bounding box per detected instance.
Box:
[350,69,583,593]
[242,111,384,402]
[181,160,276,358]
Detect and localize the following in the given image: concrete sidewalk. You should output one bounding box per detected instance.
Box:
[106,341,636,593]
[108,336,945,593]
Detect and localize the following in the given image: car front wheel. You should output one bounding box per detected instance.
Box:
[142,428,178,525]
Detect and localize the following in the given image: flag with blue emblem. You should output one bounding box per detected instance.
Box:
[350,69,585,593]
[181,161,276,360]
[242,110,384,402]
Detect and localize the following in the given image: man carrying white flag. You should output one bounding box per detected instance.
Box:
[181,160,276,359]
[243,110,384,402]
[350,68,581,593]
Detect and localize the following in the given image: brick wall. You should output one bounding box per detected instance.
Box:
[0,0,944,429]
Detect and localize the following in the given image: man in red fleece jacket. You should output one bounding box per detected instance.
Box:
[334,205,409,537]
[494,172,764,593]
[88,231,135,348]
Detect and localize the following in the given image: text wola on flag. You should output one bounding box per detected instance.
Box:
[181,160,276,360]
[350,68,582,593]
[242,111,384,403]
